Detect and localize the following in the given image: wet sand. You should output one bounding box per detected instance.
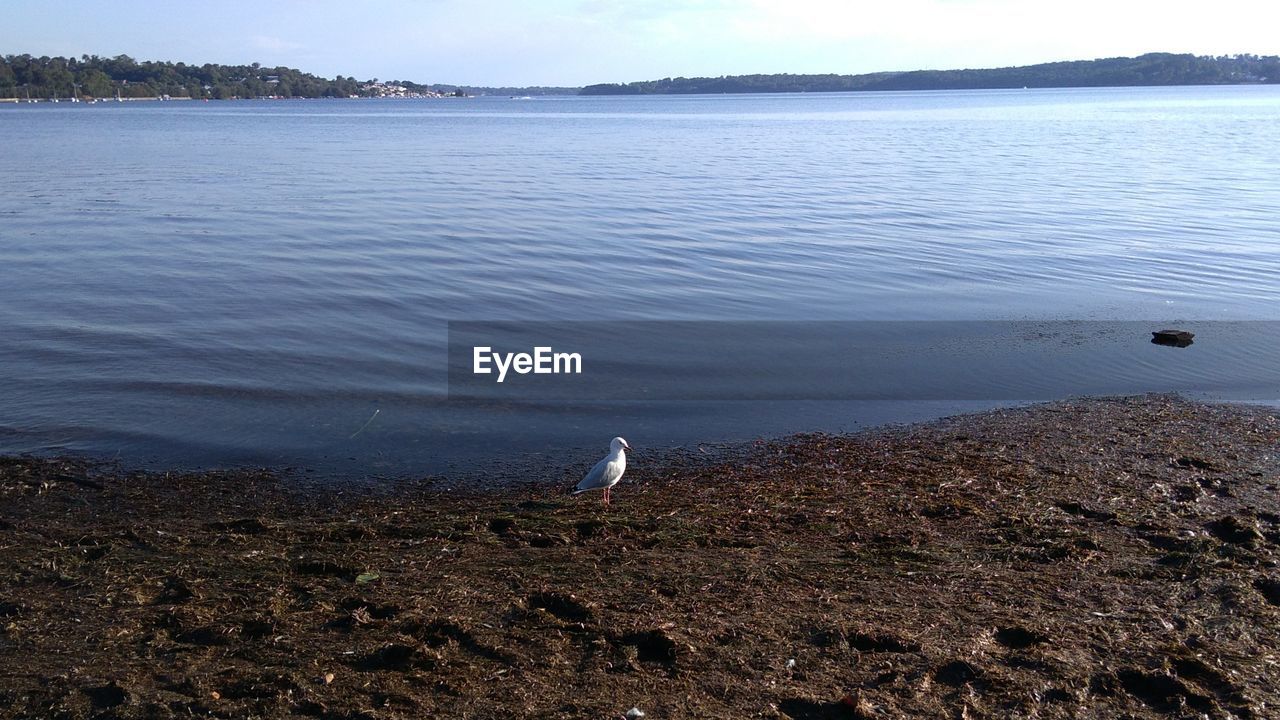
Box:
[2,394,1278,719]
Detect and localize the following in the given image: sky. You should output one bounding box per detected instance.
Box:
[5,0,1280,87]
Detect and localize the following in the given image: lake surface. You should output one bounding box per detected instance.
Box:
[2,87,1278,478]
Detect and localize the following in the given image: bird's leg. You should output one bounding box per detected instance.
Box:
[603,487,610,506]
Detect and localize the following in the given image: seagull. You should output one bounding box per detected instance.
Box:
[573,437,631,506]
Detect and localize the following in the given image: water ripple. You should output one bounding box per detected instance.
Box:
[2,86,1278,473]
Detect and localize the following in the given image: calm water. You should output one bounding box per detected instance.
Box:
[2,87,1278,477]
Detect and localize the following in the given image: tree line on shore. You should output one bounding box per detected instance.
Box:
[6,52,1278,102]
[1,54,361,99]
[0,54,576,100]
[580,53,1280,95]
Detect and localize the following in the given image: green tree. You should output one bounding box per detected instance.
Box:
[79,68,113,98]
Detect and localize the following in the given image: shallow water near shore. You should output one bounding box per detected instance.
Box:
[2,86,1279,475]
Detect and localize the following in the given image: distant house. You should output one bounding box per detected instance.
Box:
[355,80,444,99]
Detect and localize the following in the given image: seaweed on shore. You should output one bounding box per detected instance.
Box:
[1,395,1278,718]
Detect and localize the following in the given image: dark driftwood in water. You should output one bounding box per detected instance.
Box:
[1152,329,1195,347]
[2,395,1279,719]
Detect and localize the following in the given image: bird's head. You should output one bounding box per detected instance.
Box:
[612,437,632,453]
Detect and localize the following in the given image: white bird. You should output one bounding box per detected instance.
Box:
[573,437,631,506]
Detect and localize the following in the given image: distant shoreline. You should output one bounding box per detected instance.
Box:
[0,95,194,104]
[581,52,1279,95]
[4,51,1276,102]
[0,95,468,104]
[4,81,1279,106]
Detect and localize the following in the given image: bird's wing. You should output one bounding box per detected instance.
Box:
[574,456,612,492]
[604,457,625,485]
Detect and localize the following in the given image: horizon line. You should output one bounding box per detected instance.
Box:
[5,49,1276,90]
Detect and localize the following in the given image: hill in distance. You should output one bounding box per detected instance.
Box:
[0,53,576,100]
[3,52,1277,101]
[580,52,1280,95]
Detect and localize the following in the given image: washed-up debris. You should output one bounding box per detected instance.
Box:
[2,395,1279,719]
[1152,329,1195,347]
[1173,455,1217,471]
[1207,515,1264,545]
[625,707,646,719]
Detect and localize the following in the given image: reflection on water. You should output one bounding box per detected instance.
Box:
[1,87,1278,476]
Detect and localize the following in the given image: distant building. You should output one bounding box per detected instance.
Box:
[357,81,444,99]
